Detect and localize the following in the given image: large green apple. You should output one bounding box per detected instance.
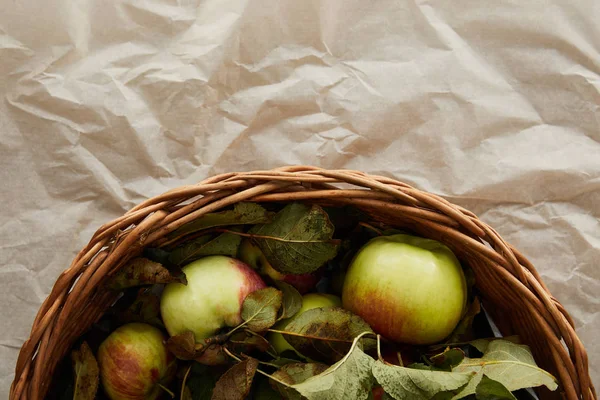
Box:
[342,234,467,345]
[160,255,266,341]
[238,239,320,294]
[268,293,341,357]
[97,323,175,400]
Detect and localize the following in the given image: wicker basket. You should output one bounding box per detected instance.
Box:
[10,166,596,400]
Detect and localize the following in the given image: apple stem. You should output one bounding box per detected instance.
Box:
[158,383,175,398]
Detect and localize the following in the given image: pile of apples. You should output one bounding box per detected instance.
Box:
[96,233,467,399]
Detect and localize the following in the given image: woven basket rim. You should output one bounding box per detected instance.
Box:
[10,165,597,400]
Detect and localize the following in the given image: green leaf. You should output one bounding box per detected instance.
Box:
[431,348,466,371]
[71,341,99,400]
[115,287,163,327]
[272,363,329,385]
[447,297,481,343]
[451,339,558,399]
[211,358,259,400]
[169,202,274,238]
[269,357,308,367]
[282,307,375,363]
[255,376,284,400]
[249,203,340,274]
[467,336,521,355]
[289,345,375,400]
[168,232,242,266]
[475,375,517,400]
[241,287,284,332]
[276,281,303,320]
[372,360,473,400]
[109,257,187,290]
[186,363,219,400]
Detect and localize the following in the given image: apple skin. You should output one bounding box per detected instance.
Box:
[160,255,266,341]
[342,234,467,345]
[269,293,341,357]
[238,239,319,294]
[97,323,175,400]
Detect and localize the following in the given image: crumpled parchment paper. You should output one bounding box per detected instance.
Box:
[1,0,598,394]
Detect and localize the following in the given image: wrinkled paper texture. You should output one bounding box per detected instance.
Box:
[1,0,598,395]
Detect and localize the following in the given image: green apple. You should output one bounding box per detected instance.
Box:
[269,293,341,357]
[342,234,467,345]
[238,239,319,294]
[97,323,175,400]
[160,255,266,341]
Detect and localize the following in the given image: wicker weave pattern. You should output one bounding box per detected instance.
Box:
[10,166,596,400]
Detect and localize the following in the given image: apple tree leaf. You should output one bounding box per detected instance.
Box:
[287,345,375,400]
[430,348,466,371]
[211,358,259,400]
[272,363,329,385]
[281,307,375,363]
[249,203,340,274]
[186,363,220,400]
[475,375,517,400]
[451,339,558,399]
[109,257,186,290]
[230,330,276,355]
[255,376,284,400]
[241,287,284,332]
[167,331,197,360]
[115,287,163,327]
[465,336,522,355]
[446,297,481,343]
[276,281,303,320]
[196,344,228,366]
[168,232,242,266]
[169,202,274,239]
[71,341,99,400]
[372,361,473,400]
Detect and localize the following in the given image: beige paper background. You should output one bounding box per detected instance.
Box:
[1,0,598,395]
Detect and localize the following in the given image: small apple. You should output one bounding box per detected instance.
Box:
[269,293,342,357]
[342,234,467,345]
[97,323,175,400]
[238,239,319,294]
[160,255,266,341]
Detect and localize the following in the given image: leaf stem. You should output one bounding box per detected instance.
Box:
[222,347,296,389]
[227,320,250,337]
[180,364,192,400]
[223,347,242,362]
[216,229,342,244]
[158,383,175,398]
[267,328,365,343]
[377,334,383,362]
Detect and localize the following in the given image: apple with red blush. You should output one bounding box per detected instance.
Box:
[160,255,267,342]
[97,323,175,400]
[342,234,467,345]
